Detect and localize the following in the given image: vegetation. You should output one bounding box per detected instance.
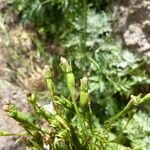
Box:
[0,0,150,149]
[1,58,150,149]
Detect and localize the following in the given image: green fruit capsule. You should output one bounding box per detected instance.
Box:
[60,57,81,117]
[60,57,72,73]
[80,77,89,111]
[4,104,37,130]
[66,73,76,101]
[141,93,150,104]
[42,65,55,99]
[60,57,76,101]
[42,65,56,111]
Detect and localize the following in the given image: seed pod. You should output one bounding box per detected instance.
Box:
[60,57,81,117]
[141,93,150,104]
[60,57,76,101]
[66,73,76,101]
[80,77,89,111]
[55,115,70,131]
[60,57,72,73]
[4,104,37,130]
[42,65,55,99]
[43,65,56,110]
[56,96,72,110]
[37,104,54,122]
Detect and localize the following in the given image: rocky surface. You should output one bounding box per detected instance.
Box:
[0,110,26,150]
[115,0,150,57]
[0,79,27,150]
[0,1,27,149]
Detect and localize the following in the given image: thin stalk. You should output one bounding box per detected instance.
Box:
[82,0,88,51]
[0,131,27,137]
[69,124,83,150]
[105,93,150,129]
[105,100,136,129]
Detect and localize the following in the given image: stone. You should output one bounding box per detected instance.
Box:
[115,0,150,57]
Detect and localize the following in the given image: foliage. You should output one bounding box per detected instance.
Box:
[9,0,150,118]
[10,0,112,39]
[1,58,150,150]
[116,111,150,149]
[58,8,149,119]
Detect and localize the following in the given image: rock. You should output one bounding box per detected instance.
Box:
[115,0,150,57]
[0,79,27,150]
[0,110,26,150]
[0,3,41,149]
[0,0,11,11]
[0,79,27,108]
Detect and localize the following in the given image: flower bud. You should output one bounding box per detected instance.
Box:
[60,57,80,116]
[42,65,51,79]
[80,77,88,91]
[42,65,55,109]
[60,57,76,101]
[60,57,72,73]
[3,104,10,112]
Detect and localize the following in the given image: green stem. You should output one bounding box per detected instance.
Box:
[82,0,88,51]
[140,93,150,104]
[105,93,150,129]
[69,124,83,150]
[46,78,56,110]
[0,131,27,137]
